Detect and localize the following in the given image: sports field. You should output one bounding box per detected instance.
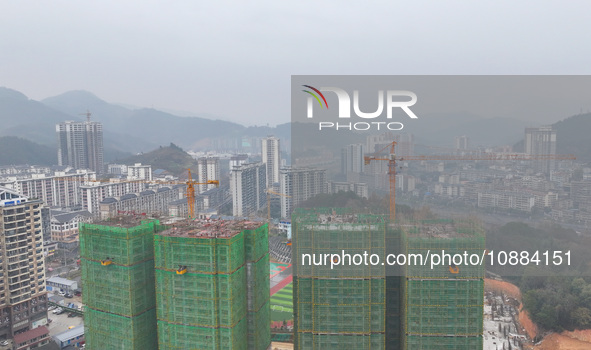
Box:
[270,262,293,322]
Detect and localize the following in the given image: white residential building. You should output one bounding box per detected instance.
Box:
[261,136,280,187]
[0,187,48,340]
[0,170,96,209]
[230,163,266,217]
[127,163,152,181]
[280,167,327,218]
[525,126,557,173]
[80,180,146,215]
[56,119,104,173]
[197,157,220,193]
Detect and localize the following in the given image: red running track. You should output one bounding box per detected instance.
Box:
[270,275,293,296]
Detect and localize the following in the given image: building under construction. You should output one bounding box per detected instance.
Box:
[154,219,271,350]
[292,209,485,350]
[291,208,391,349]
[400,219,485,349]
[80,217,164,350]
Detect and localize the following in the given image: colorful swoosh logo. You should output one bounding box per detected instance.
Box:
[302,85,328,109]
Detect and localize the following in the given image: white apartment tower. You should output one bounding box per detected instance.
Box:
[197,157,220,193]
[261,136,280,188]
[341,144,365,175]
[127,163,152,181]
[56,119,104,173]
[280,167,327,218]
[525,126,557,173]
[0,187,48,340]
[230,163,266,217]
[455,135,470,150]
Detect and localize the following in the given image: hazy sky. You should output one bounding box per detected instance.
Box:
[2,1,591,126]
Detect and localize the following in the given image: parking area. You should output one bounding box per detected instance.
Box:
[47,308,84,335]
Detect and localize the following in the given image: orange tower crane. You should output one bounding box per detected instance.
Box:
[56,168,219,219]
[364,141,576,223]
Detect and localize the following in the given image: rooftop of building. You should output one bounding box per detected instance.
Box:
[51,210,92,223]
[52,324,84,342]
[46,276,77,286]
[159,218,263,239]
[93,215,157,228]
[14,326,49,344]
[398,219,483,238]
[292,208,385,224]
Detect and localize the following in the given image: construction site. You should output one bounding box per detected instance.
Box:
[80,217,164,350]
[291,208,390,349]
[154,219,271,350]
[79,215,271,350]
[400,219,485,350]
[291,208,486,350]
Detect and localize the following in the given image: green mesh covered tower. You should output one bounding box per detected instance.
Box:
[154,220,270,350]
[401,219,485,350]
[80,218,163,350]
[292,208,388,349]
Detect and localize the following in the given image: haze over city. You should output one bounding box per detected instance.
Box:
[2,1,591,126]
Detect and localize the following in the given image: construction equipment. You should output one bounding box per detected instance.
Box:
[101,257,113,266]
[55,169,219,219]
[176,265,188,275]
[364,141,576,222]
[80,110,92,122]
[266,189,291,228]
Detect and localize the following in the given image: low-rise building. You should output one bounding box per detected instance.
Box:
[50,210,92,247]
[13,326,51,350]
[46,277,78,294]
[52,325,84,349]
[98,185,184,220]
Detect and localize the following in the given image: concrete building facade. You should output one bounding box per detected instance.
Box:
[525,126,557,173]
[56,120,104,173]
[0,188,48,341]
[197,157,220,193]
[262,136,280,187]
[280,167,326,218]
[231,163,266,217]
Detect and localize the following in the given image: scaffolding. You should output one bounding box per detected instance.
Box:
[401,219,485,350]
[80,218,162,350]
[154,220,270,350]
[292,208,387,350]
[84,307,157,350]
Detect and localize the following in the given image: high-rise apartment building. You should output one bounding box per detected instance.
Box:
[261,136,280,187]
[341,143,365,175]
[127,163,152,181]
[280,167,326,218]
[231,163,266,217]
[197,157,220,193]
[0,170,96,209]
[525,126,557,173]
[80,218,161,349]
[292,210,485,350]
[56,119,104,173]
[292,208,388,349]
[154,220,270,349]
[80,181,146,215]
[81,217,270,349]
[455,135,470,150]
[0,187,48,341]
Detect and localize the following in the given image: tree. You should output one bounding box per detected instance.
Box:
[572,307,591,328]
